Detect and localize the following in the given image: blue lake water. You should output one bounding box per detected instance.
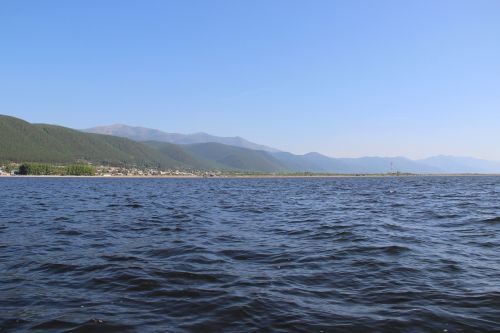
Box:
[1,176,499,332]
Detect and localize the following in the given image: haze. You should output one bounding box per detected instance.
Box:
[1,0,499,160]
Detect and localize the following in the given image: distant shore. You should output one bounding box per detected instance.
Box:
[1,173,499,179]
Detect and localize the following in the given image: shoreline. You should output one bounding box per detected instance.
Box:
[1,174,500,179]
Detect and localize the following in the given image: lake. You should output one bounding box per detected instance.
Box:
[1,177,499,332]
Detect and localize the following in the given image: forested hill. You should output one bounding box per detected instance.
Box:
[0,115,290,172]
[0,115,194,169]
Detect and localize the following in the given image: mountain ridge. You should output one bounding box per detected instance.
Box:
[84,124,280,153]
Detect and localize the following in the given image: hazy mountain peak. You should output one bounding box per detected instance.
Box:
[84,124,280,153]
[418,155,500,173]
[304,152,324,157]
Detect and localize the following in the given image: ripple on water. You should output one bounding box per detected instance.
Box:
[34,319,135,333]
[481,216,500,224]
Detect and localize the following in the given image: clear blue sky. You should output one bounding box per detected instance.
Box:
[1,0,499,159]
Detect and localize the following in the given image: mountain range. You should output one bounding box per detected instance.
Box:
[85,124,279,153]
[1,114,500,174]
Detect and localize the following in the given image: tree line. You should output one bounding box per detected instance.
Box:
[17,163,96,176]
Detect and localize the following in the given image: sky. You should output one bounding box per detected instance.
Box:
[1,0,500,159]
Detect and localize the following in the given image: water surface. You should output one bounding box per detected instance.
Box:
[1,177,499,332]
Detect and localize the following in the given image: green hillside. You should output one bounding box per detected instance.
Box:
[0,115,291,172]
[142,141,220,170]
[183,142,290,172]
[0,115,184,168]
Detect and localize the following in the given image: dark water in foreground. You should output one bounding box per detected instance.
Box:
[1,177,499,333]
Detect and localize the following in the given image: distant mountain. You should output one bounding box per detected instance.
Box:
[140,141,220,170]
[84,124,280,153]
[302,152,354,173]
[272,152,440,174]
[271,152,330,173]
[271,152,500,174]
[182,142,289,172]
[418,156,500,174]
[335,156,440,173]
